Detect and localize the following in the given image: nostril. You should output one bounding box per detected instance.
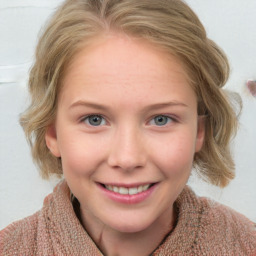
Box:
[107,151,146,171]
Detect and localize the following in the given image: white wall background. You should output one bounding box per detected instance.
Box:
[0,0,255,230]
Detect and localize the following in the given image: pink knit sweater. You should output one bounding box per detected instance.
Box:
[1,180,256,255]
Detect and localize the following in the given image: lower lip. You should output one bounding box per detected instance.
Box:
[98,183,158,204]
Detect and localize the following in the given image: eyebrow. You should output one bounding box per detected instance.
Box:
[144,101,189,110]
[69,100,110,111]
[69,100,188,111]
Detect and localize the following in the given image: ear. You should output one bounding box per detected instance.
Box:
[195,116,205,152]
[45,124,61,157]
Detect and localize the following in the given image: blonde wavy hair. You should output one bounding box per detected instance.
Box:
[20,0,241,187]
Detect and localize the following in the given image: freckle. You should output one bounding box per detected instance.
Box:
[247,80,256,97]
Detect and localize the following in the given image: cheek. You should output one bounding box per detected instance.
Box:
[58,131,110,177]
[149,132,196,175]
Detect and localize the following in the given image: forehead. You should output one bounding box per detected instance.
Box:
[59,34,196,108]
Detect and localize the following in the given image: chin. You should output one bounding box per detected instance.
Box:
[107,216,154,234]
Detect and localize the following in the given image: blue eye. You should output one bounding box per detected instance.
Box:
[150,115,172,126]
[83,115,106,126]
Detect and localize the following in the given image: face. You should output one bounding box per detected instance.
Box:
[46,35,204,234]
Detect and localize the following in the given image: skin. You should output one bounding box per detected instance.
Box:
[45,34,205,256]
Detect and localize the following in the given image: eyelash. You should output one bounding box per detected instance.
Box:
[148,114,177,126]
[80,114,178,127]
[80,114,107,126]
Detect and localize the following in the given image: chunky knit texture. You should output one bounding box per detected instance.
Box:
[1,180,256,255]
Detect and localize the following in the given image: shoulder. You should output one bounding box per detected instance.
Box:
[154,187,256,255]
[0,211,40,255]
[166,186,256,255]
[0,181,102,255]
[0,183,64,255]
[193,189,256,254]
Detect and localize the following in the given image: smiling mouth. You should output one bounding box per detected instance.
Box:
[101,183,156,195]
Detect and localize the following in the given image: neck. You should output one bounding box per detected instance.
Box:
[80,206,176,256]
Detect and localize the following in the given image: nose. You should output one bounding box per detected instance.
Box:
[107,126,147,172]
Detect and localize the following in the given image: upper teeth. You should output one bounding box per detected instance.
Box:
[105,184,150,195]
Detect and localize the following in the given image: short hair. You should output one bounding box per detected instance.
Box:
[20,0,241,187]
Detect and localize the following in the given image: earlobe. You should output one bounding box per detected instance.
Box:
[195,116,205,152]
[45,124,61,157]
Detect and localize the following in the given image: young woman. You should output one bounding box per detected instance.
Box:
[1,0,255,255]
